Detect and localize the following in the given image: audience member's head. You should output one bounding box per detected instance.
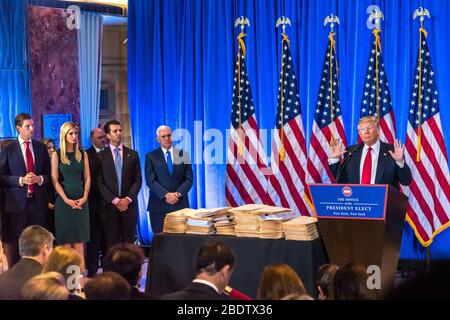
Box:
[18,225,54,265]
[317,263,339,300]
[196,241,235,293]
[102,243,145,287]
[333,263,376,300]
[42,246,84,291]
[22,272,69,300]
[257,263,307,300]
[84,272,131,300]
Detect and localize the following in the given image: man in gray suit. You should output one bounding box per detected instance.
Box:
[0,225,54,299]
[145,125,193,234]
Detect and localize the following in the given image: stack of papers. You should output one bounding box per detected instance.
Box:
[213,211,236,236]
[253,206,296,239]
[163,208,197,233]
[229,204,267,238]
[185,217,216,235]
[282,216,320,241]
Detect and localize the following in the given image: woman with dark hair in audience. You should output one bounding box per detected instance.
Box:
[317,263,339,300]
[257,263,311,300]
[333,262,377,300]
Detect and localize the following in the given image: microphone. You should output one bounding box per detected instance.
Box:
[335,144,363,183]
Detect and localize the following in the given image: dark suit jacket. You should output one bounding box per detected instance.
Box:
[86,146,102,200]
[145,148,193,213]
[0,139,51,213]
[0,258,42,299]
[97,145,142,208]
[162,282,231,300]
[329,141,412,188]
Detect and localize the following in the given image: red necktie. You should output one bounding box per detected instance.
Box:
[25,141,35,193]
[361,146,372,184]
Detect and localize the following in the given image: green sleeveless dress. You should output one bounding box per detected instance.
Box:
[54,150,90,244]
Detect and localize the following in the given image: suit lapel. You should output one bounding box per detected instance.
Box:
[104,147,119,183]
[375,143,388,184]
[352,147,363,183]
[14,140,27,173]
[31,140,42,172]
[122,146,130,181]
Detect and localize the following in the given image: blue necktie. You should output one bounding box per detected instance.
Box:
[114,147,122,195]
[166,150,173,175]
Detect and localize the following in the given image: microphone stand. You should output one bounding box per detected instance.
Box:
[335,144,363,183]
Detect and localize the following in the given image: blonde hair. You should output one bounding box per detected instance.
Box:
[42,246,84,283]
[59,122,82,165]
[357,116,379,129]
[22,272,69,300]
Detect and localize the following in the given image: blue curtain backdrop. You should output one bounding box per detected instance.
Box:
[128,0,450,259]
[0,0,31,138]
[78,12,103,149]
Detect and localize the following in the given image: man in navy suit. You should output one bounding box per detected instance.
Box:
[0,113,51,266]
[329,116,412,188]
[97,120,142,249]
[145,125,193,234]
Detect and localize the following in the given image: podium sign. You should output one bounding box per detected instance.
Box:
[308,184,408,295]
[309,184,387,220]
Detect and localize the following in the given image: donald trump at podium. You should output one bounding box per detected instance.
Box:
[328,116,412,189]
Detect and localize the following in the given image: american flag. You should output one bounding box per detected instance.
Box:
[307,33,347,184]
[225,33,269,206]
[402,28,450,246]
[359,30,396,144]
[267,33,311,216]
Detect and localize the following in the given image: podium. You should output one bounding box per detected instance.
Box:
[308,184,408,294]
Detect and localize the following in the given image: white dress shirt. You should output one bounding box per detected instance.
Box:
[359,140,380,184]
[161,146,174,163]
[17,137,43,187]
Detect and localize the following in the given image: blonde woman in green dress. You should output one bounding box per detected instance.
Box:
[51,122,90,259]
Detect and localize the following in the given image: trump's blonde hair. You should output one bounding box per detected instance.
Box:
[59,122,82,165]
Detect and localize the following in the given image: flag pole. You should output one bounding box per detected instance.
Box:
[413,7,432,272]
[234,17,250,156]
[276,16,292,161]
[413,7,430,162]
[368,9,384,119]
[323,14,340,145]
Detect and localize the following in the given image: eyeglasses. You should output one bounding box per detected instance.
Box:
[160,134,172,139]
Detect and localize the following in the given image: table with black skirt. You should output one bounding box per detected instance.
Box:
[146,233,328,298]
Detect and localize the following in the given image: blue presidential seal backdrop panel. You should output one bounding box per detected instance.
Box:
[127,0,449,259]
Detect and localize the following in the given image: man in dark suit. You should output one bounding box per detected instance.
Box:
[97,120,142,249]
[0,225,54,299]
[85,127,107,277]
[162,241,235,300]
[329,116,412,188]
[0,113,51,266]
[145,125,193,234]
[102,243,158,300]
